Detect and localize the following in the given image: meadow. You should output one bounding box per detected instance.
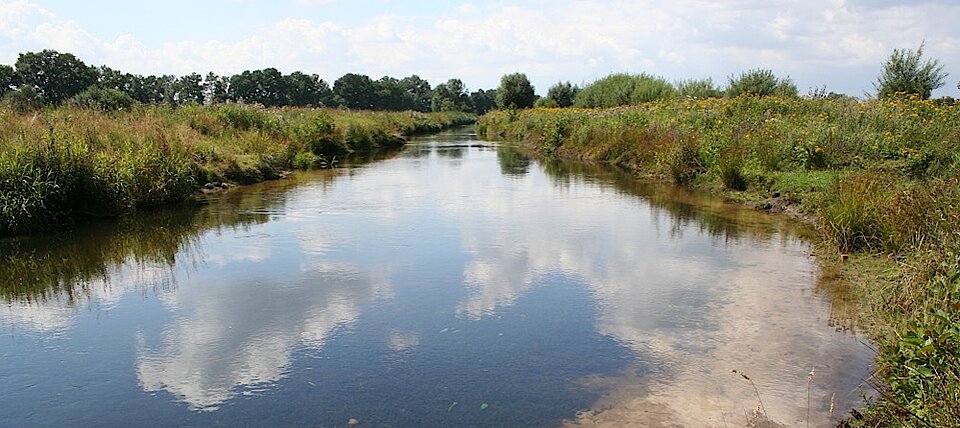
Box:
[479,95,960,426]
[0,104,474,236]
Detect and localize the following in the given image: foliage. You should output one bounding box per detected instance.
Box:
[0,64,18,98]
[431,78,473,112]
[2,85,42,113]
[574,73,676,108]
[470,89,498,115]
[875,43,948,100]
[333,73,378,109]
[725,69,798,98]
[67,86,136,111]
[545,81,579,107]
[496,73,537,109]
[15,50,98,104]
[676,78,721,99]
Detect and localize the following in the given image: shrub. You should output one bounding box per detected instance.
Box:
[676,78,721,99]
[726,69,798,98]
[574,73,676,108]
[68,86,136,111]
[2,86,42,113]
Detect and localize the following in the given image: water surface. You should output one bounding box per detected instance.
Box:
[0,128,872,427]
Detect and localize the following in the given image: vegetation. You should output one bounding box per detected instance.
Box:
[431,78,473,112]
[573,73,677,108]
[479,94,960,426]
[496,73,537,109]
[541,81,579,108]
[0,104,475,236]
[875,43,949,99]
[1,49,494,114]
[725,69,798,98]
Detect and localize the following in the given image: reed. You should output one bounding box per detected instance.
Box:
[0,104,475,235]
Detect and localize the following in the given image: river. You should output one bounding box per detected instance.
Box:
[0,127,872,427]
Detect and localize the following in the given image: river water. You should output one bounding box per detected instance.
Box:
[0,128,872,427]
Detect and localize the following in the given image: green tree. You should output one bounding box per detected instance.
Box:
[333,73,377,109]
[874,43,948,99]
[399,75,432,112]
[496,73,536,109]
[204,72,230,104]
[374,76,407,110]
[176,73,205,105]
[15,50,97,104]
[545,81,578,107]
[228,68,288,106]
[431,78,472,112]
[470,89,497,115]
[726,69,797,98]
[0,64,21,98]
[284,71,332,107]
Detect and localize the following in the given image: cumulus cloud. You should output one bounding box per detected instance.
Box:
[0,0,957,95]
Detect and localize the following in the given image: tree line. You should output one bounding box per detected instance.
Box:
[1,44,952,115]
[0,49,500,114]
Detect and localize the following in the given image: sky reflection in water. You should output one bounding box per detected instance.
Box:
[0,128,872,427]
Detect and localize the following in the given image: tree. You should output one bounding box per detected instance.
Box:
[470,89,497,115]
[399,75,432,112]
[204,72,230,104]
[545,81,578,107]
[176,73,205,105]
[431,78,472,112]
[15,50,97,104]
[0,64,19,98]
[874,43,948,99]
[496,73,536,109]
[333,73,377,109]
[284,71,332,107]
[725,69,797,98]
[374,76,407,110]
[228,68,288,106]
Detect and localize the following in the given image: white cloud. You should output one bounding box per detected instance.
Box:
[0,0,957,95]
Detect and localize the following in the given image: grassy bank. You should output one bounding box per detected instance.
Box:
[479,96,960,426]
[0,104,475,235]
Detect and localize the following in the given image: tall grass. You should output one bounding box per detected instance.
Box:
[479,94,960,425]
[0,104,475,235]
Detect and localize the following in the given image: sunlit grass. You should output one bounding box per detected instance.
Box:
[0,104,475,235]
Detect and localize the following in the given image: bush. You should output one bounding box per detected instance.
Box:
[676,78,721,99]
[574,73,676,108]
[726,69,798,98]
[68,86,136,111]
[2,86,42,113]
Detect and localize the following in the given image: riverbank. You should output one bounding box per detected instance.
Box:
[0,105,475,236]
[478,96,960,426]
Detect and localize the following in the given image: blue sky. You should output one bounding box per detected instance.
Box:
[1,0,958,97]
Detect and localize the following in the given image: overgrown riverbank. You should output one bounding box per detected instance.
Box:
[479,95,960,426]
[0,105,475,236]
